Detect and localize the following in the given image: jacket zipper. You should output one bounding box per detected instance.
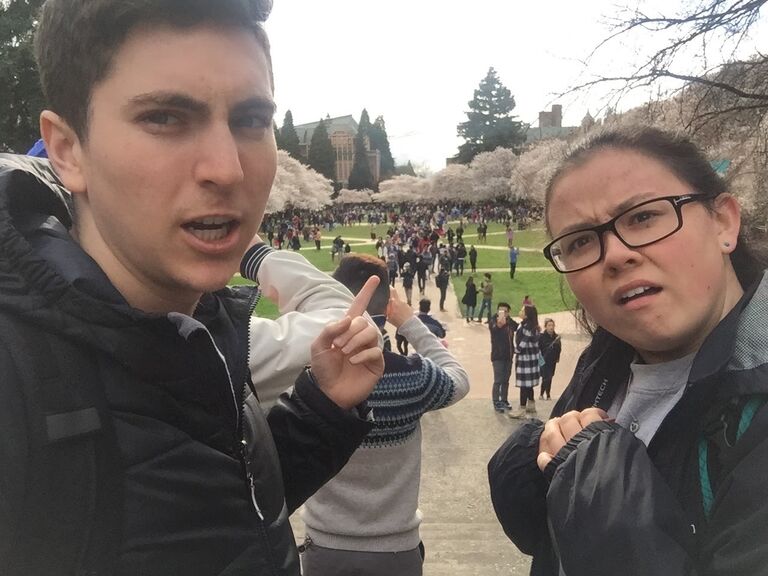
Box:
[240,288,263,519]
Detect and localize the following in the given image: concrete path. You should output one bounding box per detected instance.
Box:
[292,273,591,575]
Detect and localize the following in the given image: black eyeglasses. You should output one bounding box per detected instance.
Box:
[543,194,714,273]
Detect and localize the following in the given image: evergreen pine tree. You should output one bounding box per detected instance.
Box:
[273,122,282,149]
[0,0,46,152]
[395,161,417,176]
[307,119,336,181]
[368,115,395,180]
[279,110,302,160]
[456,67,525,164]
[347,110,375,190]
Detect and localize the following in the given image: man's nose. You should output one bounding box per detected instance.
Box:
[193,124,245,190]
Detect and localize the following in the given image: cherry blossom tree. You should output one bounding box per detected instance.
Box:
[266,151,333,212]
[469,147,519,201]
[334,188,373,204]
[510,140,568,203]
[429,164,472,202]
[375,175,432,203]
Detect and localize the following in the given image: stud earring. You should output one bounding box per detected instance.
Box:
[724,242,731,248]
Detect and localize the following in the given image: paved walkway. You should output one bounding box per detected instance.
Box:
[292,273,591,574]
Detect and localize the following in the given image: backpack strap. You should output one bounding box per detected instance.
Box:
[698,395,768,520]
[0,316,122,574]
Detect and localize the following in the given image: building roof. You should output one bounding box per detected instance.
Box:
[525,125,578,144]
[294,115,359,144]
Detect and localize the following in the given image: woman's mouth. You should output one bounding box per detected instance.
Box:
[618,285,662,305]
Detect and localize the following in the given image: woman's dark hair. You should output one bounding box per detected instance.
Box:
[545,126,765,334]
[522,305,539,333]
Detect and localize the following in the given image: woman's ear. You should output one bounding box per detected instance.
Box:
[712,193,741,254]
[40,110,87,195]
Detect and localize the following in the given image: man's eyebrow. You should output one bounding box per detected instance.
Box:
[232,97,276,116]
[127,92,209,115]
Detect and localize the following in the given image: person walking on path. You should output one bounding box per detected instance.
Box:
[401,262,415,306]
[505,225,515,247]
[508,246,520,279]
[461,276,478,322]
[435,266,451,312]
[387,252,398,288]
[417,298,446,338]
[477,273,494,323]
[490,303,518,412]
[538,318,561,400]
[416,254,429,295]
[455,242,467,276]
[508,305,541,419]
[469,245,478,273]
[301,254,470,576]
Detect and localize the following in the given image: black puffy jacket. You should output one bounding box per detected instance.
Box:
[0,155,371,575]
[488,277,768,576]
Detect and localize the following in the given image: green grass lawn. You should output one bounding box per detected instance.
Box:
[235,221,562,319]
[469,247,549,269]
[452,271,575,316]
[461,223,548,249]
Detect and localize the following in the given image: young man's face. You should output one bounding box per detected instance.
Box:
[65,24,276,313]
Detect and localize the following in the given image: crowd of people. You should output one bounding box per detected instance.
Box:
[3,1,767,575]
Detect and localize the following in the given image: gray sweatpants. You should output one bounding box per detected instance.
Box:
[301,542,424,576]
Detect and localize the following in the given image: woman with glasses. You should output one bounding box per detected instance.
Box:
[488,127,768,576]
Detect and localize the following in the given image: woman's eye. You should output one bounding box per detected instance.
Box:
[629,210,660,225]
[565,234,594,254]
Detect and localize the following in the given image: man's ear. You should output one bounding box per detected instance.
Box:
[40,110,87,195]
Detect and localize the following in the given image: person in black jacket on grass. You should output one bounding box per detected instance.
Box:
[0,2,384,574]
[488,127,768,576]
[538,319,561,400]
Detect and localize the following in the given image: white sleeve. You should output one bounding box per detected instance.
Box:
[247,248,355,409]
[397,316,470,406]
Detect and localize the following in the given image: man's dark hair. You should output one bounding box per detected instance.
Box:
[333,253,390,316]
[418,298,431,314]
[34,0,273,140]
[497,302,510,311]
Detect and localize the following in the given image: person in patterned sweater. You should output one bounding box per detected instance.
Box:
[301,254,470,576]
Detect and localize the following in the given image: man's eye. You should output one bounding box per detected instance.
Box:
[233,114,270,129]
[141,111,181,126]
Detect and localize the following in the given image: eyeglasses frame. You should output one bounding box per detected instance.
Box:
[543,193,716,274]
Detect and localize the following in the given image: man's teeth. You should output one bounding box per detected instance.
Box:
[200,216,229,226]
[186,219,233,241]
[189,227,229,241]
[621,286,654,300]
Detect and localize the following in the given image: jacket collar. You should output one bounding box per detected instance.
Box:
[572,271,768,410]
[0,154,251,383]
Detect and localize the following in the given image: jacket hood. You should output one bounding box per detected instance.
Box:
[0,154,252,384]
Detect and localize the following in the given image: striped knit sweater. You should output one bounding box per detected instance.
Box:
[301,316,470,552]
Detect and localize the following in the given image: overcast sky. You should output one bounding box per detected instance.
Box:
[265,1,766,171]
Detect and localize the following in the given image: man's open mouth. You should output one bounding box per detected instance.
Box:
[183,217,237,242]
